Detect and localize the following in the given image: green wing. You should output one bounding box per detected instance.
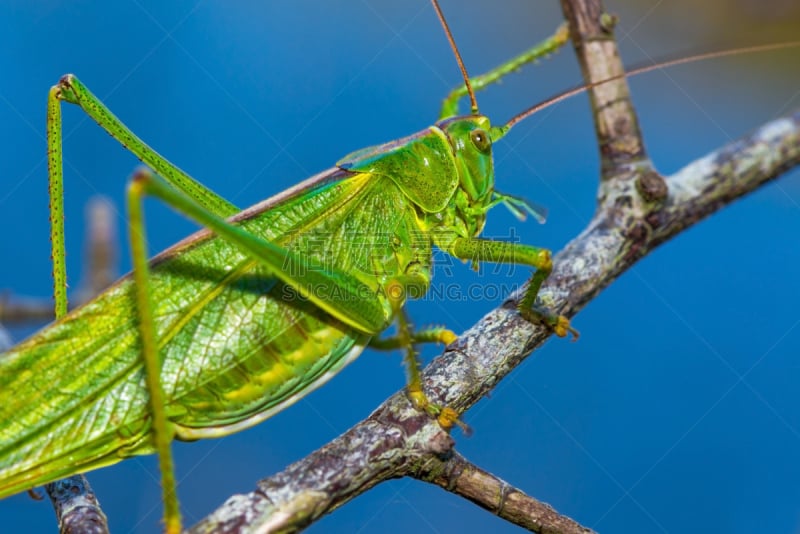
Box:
[0,167,426,497]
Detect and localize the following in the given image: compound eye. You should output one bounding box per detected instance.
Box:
[470,128,491,153]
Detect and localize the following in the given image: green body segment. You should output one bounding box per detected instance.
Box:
[339,126,459,212]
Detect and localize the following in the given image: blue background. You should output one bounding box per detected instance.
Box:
[1,1,799,532]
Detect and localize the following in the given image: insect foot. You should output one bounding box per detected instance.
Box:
[518,304,580,341]
[407,390,473,437]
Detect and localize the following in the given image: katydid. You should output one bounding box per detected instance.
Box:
[0,1,796,534]
[0,1,579,531]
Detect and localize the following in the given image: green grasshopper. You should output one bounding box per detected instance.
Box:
[2,0,796,531]
[0,1,579,531]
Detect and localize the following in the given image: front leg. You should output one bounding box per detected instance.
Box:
[444,236,578,339]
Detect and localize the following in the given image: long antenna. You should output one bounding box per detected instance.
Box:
[504,41,800,132]
[431,0,479,114]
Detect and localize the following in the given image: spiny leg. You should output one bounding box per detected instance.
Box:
[46,85,69,317]
[127,178,181,534]
[516,259,575,339]
[383,281,467,433]
[368,326,457,350]
[49,75,238,218]
[46,76,240,319]
[439,22,569,118]
[446,236,578,339]
[42,85,116,530]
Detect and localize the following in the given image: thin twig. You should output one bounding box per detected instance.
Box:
[0,196,118,325]
[414,451,595,534]
[560,0,648,175]
[0,293,54,323]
